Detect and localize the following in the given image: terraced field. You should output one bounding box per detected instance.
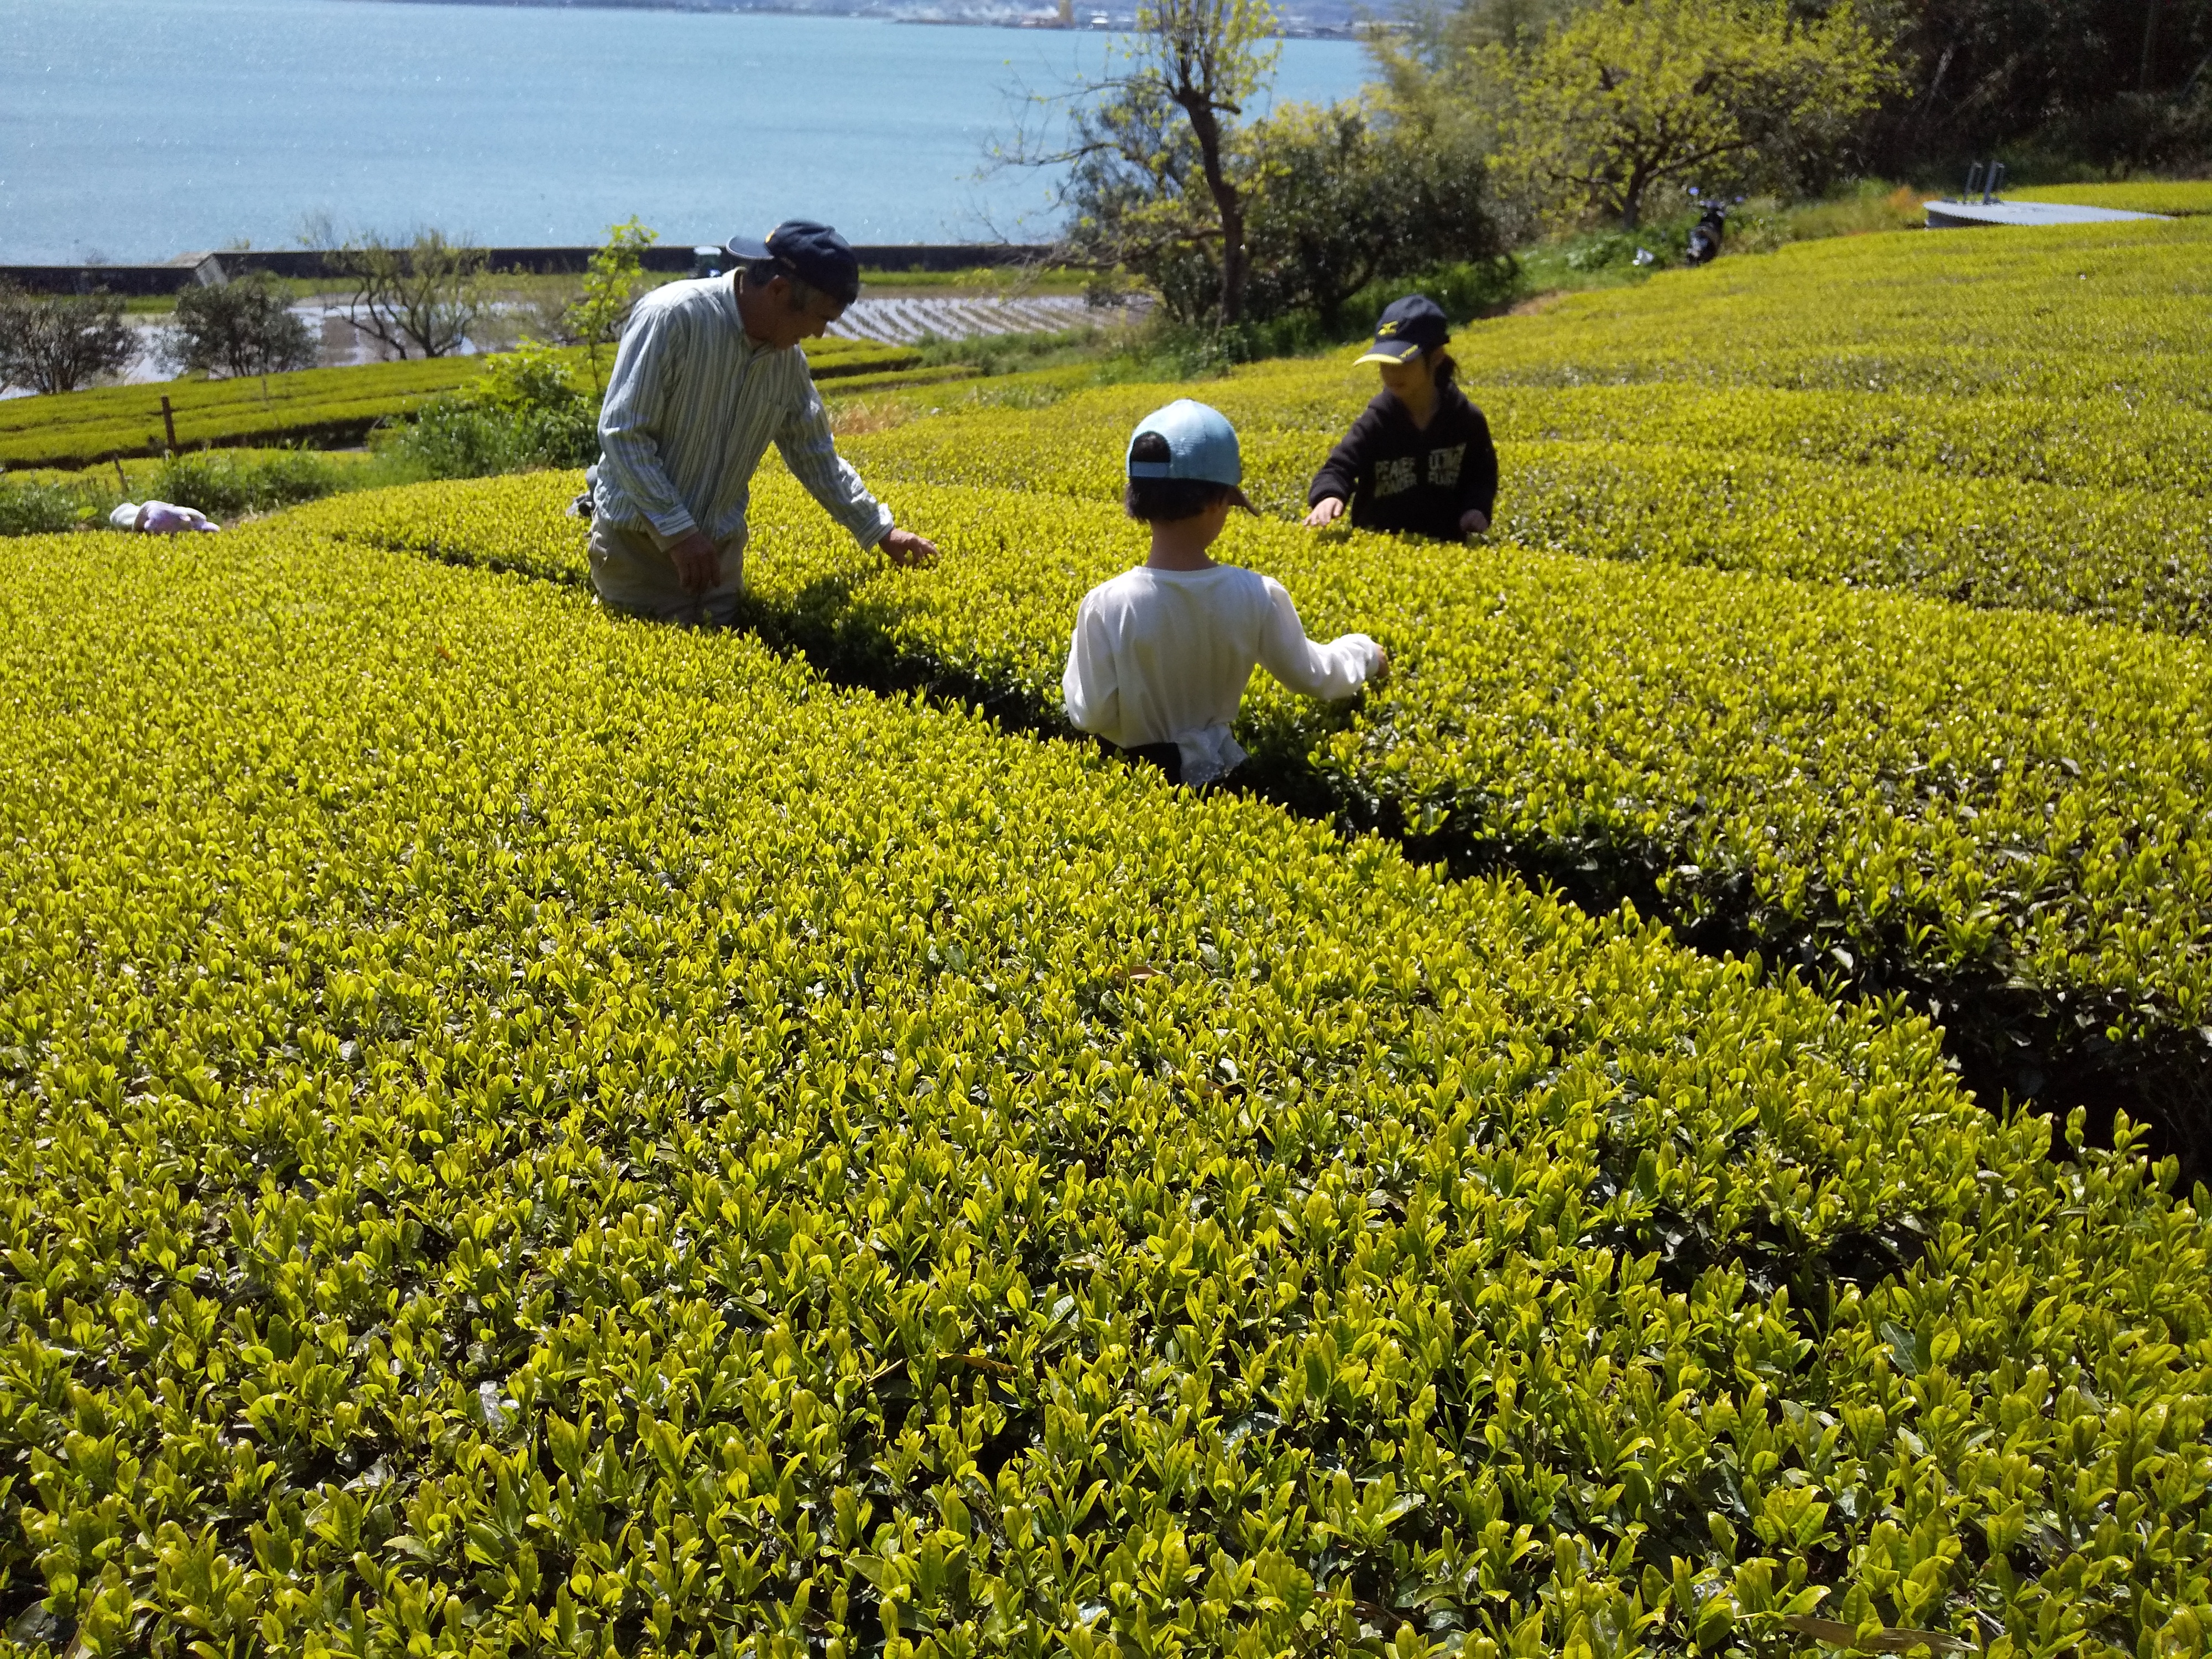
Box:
[0,335,919,470]
[2005,180,2212,217]
[1,212,2208,1658]
[826,294,1154,345]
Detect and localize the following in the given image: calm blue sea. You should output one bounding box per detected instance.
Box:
[0,0,1369,263]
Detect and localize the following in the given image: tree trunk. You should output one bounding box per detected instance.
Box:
[1619,149,1667,230]
[1180,95,1248,326]
[1219,196,1249,327]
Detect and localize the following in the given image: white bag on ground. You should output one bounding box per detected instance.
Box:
[111,500,221,534]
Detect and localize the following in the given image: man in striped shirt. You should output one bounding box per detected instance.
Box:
[589,220,938,625]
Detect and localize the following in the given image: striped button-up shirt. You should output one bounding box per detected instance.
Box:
[592,275,893,552]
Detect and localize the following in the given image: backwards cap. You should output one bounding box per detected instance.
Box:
[1126,399,1257,513]
[724,220,862,307]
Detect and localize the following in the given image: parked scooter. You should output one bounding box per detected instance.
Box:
[1686,201,1729,265]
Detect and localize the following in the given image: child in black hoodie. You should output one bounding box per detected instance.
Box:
[1305,295,1498,542]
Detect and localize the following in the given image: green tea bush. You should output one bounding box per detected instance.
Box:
[1,523,2206,1658]
[0,356,490,471]
[11,193,2212,1659]
[1468,383,2212,499]
[0,338,920,470]
[1455,219,2212,401]
[0,476,88,536]
[846,371,2212,506]
[1489,441,2212,634]
[304,469,2212,1171]
[2007,180,2212,216]
[834,387,2212,637]
[148,448,346,519]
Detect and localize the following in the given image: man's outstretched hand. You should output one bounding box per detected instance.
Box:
[669,529,721,593]
[1303,496,1347,529]
[883,526,939,568]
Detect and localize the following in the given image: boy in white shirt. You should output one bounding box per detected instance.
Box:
[1062,399,1387,788]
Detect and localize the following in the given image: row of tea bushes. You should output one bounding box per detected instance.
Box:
[832,361,2212,504]
[2,522,2206,1657]
[1465,384,2212,500]
[833,393,2212,638]
[0,356,483,470]
[301,470,2212,1170]
[1995,181,2212,216]
[1458,218,2212,408]
[1491,441,2212,636]
[0,336,917,470]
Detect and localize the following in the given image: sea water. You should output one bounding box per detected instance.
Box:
[0,0,1368,263]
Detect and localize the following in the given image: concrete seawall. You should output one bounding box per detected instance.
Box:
[0,243,1059,296]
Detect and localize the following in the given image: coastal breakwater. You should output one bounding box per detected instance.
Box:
[0,243,1058,298]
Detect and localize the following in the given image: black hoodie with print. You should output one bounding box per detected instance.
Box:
[1306,383,1499,540]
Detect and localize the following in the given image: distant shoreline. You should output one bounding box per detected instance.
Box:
[331,0,1360,38]
[11,0,1369,263]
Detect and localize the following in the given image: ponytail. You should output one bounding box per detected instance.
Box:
[1430,347,1458,389]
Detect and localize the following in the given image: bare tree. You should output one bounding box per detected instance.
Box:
[1006,0,1280,327]
[0,284,138,395]
[329,230,491,359]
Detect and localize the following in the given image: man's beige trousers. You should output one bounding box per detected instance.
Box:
[587,517,745,627]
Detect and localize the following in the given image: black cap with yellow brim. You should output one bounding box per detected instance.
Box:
[1357,294,1451,366]
[1355,336,1428,366]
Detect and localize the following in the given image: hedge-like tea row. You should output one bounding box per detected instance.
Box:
[305,469,2212,1166]
[0,357,485,469]
[1459,218,2212,408]
[2008,180,2212,216]
[849,369,2212,503]
[1470,384,2212,500]
[820,363,985,397]
[0,336,917,469]
[1491,441,2212,634]
[2,523,2206,1657]
[832,392,2212,638]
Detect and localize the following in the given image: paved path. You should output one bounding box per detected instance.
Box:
[1924,199,2169,228]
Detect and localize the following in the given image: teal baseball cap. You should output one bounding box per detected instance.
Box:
[1126,399,1256,512]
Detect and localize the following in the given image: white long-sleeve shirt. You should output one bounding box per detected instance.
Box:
[591,275,893,554]
[1062,563,1383,786]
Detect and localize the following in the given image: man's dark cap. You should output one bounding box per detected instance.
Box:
[724,220,861,307]
[1356,294,1451,364]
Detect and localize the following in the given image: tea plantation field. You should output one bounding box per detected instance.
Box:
[2,214,2210,1658]
[295,213,2212,1178]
